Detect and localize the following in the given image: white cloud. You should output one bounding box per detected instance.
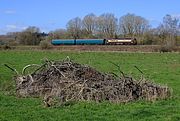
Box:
[4,10,16,14]
[6,24,17,29]
[22,26,27,30]
[0,22,53,35]
[0,24,28,35]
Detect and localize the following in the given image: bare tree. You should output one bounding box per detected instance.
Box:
[82,13,97,38]
[49,29,68,39]
[134,16,149,36]
[158,14,179,45]
[66,17,82,39]
[25,26,40,33]
[119,13,149,37]
[96,13,118,38]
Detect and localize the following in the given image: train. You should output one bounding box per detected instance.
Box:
[51,38,137,45]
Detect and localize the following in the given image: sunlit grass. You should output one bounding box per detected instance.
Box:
[0,50,180,121]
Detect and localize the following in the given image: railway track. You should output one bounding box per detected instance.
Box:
[7,45,180,52]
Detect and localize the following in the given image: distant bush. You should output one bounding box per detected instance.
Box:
[0,44,12,50]
[159,41,175,52]
[160,45,172,52]
[39,40,52,49]
[8,41,18,46]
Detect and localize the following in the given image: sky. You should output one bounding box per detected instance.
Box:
[0,0,180,35]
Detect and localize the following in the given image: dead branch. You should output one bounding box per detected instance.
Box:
[4,64,19,75]
[13,58,171,106]
[22,64,41,75]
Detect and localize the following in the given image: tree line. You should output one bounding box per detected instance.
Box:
[1,13,180,46]
[50,13,150,41]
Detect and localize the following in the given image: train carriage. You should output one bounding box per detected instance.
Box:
[106,38,137,45]
[51,39,106,45]
[51,38,137,45]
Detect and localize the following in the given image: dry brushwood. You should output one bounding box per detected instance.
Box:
[9,57,171,106]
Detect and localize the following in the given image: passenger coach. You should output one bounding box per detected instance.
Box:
[51,38,137,45]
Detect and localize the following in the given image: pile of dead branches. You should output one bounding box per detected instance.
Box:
[11,57,171,106]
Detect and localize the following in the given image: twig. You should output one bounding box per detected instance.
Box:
[32,63,47,75]
[14,57,171,105]
[109,61,125,78]
[134,66,143,74]
[22,64,41,75]
[4,64,19,75]
[51,65,66,78]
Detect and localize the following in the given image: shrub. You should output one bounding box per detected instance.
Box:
[159,41,175,52]
[1,44,12,50]
[160,45,172,52]
[39,40,52,49]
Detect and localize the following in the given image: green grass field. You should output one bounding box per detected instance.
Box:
[0,50,180,121]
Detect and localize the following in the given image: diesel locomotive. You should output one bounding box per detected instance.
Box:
[51,38,137,45]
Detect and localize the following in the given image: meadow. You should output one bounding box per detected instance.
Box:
[0,50,180,121]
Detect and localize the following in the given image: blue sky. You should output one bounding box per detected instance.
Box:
[0,0,180,35]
